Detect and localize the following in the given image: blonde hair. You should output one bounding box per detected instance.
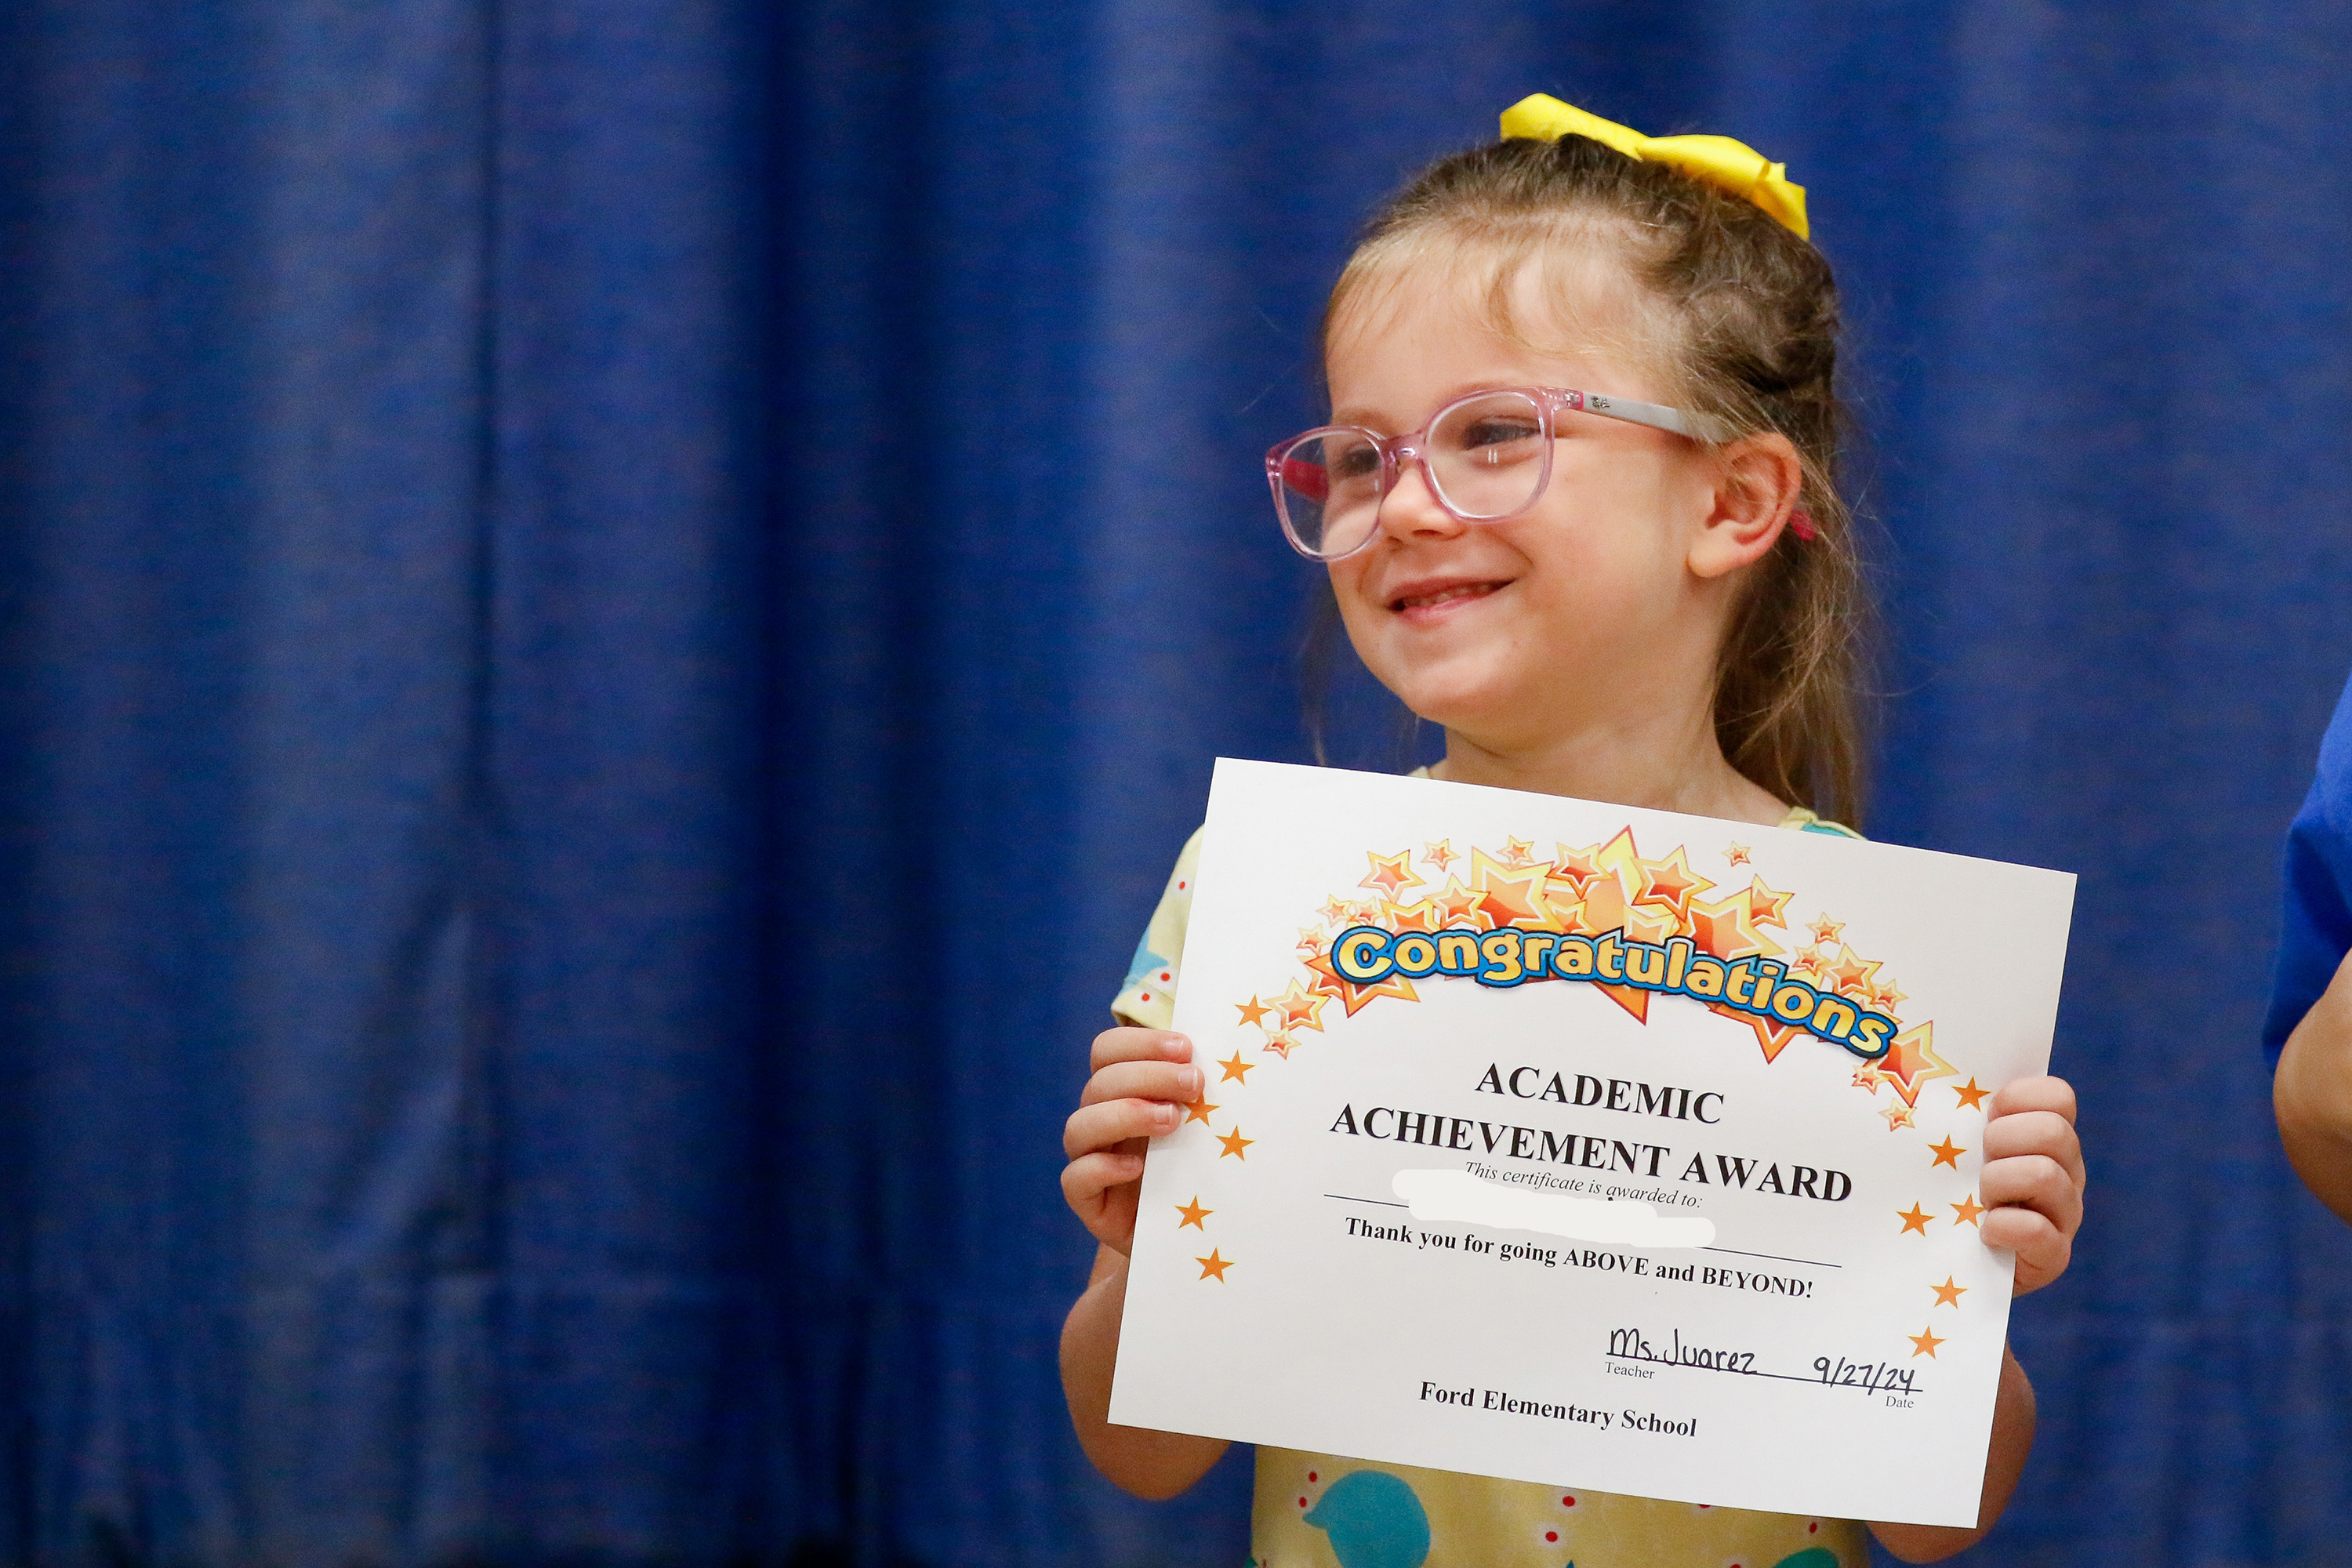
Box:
[1322,133,1871,826]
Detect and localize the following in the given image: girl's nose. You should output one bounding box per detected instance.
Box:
[1374,459,1465,542]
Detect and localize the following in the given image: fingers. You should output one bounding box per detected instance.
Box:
[1064,1096,1183,1162]
[1074,1030,1200,1154]
[1080,1058,1203,1109]
[1989,1074,2076,1124]
[1061,1148,1145,1207]
[1072,1031,1202,1157]
[1063,1030,1200,1253]
[1981,1151,2083,1241]
[1063,1031,1200,1257]
[1061,1154,1143,1254]
[1983,1109,2085,1191]
[1981,1074,2085,1229]
[1091,1026,1194,1074]
[1980,1075,2085,1298]
[1980,1201,2063,1256]
[1981,1203,2071,1295]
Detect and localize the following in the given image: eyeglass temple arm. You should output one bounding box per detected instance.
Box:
[1569,390,1736,445]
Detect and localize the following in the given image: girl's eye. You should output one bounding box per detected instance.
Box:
[1460,419,1541,449]
[1330,446,1381,482]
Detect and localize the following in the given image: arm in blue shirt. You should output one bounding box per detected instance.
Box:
[2268,673,2352,1055]
[2270,668,2352,1223]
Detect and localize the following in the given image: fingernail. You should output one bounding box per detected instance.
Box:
[1168,1034,1192,1057]
[1155,1104,1181,1130]
[1178,1066,1202,1095]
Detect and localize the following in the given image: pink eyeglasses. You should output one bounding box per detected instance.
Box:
[1266,385,1730,562]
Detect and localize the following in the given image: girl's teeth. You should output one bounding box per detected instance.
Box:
[1406,585,1487,608]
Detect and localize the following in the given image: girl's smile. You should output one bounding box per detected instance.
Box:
[1384,572,1513,622]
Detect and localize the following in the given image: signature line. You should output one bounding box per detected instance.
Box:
[1607,1352,1915,1393]
[1324,1193,1410,1208]
[1703,1245,1839,1269]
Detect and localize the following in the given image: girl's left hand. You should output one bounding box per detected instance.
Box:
[1979,1075,2085,1296]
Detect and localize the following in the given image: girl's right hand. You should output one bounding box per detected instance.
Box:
[1062,1027,1200,1255]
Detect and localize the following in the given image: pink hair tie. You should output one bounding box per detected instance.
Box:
[1788,509,1819,543]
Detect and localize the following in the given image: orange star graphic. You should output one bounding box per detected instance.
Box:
[1790,945,1827,979]
[1869,979,1909,1010]
[1724,843,1751,866]
[1930,1276,1967,1308]
[1908,1327,1944,1359]
[1272,979,1330,1033]
[1319,895,1353,924]
[1261,1031,1298,1059]
[1746,876,1793,927]
[1852,1066,1884,1094]
[1501,836,1536,867]
[1828,946,1881,993]
[1635,846,1712,918]
[1217,1127,1254,1160]
[1928,1136,1965,1170]
[1429,877,1486,926]
[1218,1051,1254,1084]
[1549,840,1608,896]
[1874,1022,1957,1107]
[1880,1103,1916,1131]
[1897,1203,1933,1236]
[1951,1193,1985,1227]
[1176,1196,1212,1229]
[1196,1249,1233,1282]
[1361,849,1423,900]
[1687,891,1777,962]
[1471,851,1556,929]
[1809,915,1845,943]
[1183,1095,1220,1126]
[1235,996,1269,1028]
[1954,1077,1991,1112]
[1422,838,1457,872]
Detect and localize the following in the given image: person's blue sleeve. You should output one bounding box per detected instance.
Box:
[2266,670,2352,1058]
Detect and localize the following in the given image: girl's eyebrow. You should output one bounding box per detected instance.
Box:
[1330,379,1542,429]
[1331,377,1635,431]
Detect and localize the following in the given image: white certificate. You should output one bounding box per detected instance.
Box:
[1109,760,2074,1528]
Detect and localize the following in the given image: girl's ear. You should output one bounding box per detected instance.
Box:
[1687,433,1805,579]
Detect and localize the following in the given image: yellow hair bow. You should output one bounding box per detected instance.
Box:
[1499,93,1809,240]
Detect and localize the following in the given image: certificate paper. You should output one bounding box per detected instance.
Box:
[1109,760,2074,1527]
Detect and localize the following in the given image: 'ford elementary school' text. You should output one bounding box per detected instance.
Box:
[1420,1382,1697,1436]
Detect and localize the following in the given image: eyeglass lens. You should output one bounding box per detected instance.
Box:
[1276,391,1551,560]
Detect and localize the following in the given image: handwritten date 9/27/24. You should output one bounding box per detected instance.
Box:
[1816,1356,1919,1399]
[1605,1327,1921,1399]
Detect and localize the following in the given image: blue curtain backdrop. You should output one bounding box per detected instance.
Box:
[2,2,2350,1565]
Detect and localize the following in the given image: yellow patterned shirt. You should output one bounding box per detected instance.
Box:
[1110,797,1869,1568]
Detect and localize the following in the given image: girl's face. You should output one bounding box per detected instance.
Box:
[1323,253,1749,760]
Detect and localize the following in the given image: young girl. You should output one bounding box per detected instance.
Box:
[1060,96,2085,1566]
